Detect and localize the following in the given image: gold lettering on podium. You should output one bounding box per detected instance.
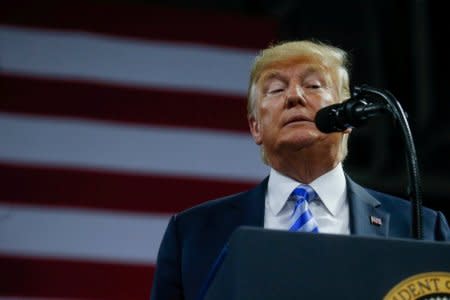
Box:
[384,272,450,300]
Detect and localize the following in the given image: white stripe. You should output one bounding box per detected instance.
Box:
[0,204,168,264]
[0,113,269,180]
[299,216,319,232]
[0,25,255,96]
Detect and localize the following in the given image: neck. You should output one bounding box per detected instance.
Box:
[268,145,342,184]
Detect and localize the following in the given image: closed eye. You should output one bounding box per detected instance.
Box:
[268,88,285,94]
[306,84,322,89]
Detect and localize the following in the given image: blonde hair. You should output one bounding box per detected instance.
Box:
[247,40,351,163]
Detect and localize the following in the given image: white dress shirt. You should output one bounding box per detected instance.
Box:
[264,163,350,235]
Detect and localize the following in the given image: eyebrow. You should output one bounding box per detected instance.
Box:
[259,65,326,85]
[260,71,288,85]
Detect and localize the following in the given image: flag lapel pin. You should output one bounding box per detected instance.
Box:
[370,216,383,226]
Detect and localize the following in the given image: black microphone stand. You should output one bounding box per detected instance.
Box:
[353,85,423,240]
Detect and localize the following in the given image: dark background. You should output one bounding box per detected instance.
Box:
[0,2,448,299]
[138,0,450,218]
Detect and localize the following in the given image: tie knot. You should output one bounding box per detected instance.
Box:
[290,184,317,204]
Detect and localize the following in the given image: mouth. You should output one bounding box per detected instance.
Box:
[283,115,313,126]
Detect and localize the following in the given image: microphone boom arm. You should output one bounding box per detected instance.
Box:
[353,85,423,240]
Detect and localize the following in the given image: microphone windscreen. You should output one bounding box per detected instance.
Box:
[315,104,340,133]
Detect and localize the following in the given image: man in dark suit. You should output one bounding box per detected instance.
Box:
[150,40,449,300]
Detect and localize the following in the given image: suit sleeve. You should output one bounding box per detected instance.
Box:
[435,211,450,241]
[150,215,183,300]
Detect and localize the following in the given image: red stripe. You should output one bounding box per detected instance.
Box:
[0,162,256,214]
[1,74,249,133]
[0,254,154,300]
[1,1,277,50]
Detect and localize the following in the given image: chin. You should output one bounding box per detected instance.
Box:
[278,133,318,150]
[290,128,320,140]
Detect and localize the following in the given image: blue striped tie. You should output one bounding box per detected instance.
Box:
[288,185,319,233]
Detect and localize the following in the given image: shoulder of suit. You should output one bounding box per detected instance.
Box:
[177,189,248,217]
[174,177,268,219]
[347,176,441,217]
[366,188,409,205]
[365,187,441,217]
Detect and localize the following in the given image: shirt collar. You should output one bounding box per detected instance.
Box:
[267,168,299,216]
[266,163,347,216]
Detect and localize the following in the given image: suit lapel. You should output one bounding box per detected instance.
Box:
[231,177,268,228]
[347,176,390,237]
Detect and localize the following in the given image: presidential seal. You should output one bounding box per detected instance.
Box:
[384,272,450,300]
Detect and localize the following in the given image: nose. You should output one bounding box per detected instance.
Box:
[285,84,307,108]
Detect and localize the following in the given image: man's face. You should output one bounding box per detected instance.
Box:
[249,62,343,163]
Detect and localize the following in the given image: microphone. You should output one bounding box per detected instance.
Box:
[315,84,424,239]
[314,94,389,133]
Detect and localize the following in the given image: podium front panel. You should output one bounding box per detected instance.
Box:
[205,227,450,300]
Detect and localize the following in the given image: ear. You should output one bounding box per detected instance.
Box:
[248,115,263,145]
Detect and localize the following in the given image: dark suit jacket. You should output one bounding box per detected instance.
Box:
[150,176,449,300]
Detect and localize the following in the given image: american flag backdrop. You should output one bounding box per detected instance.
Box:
[0,2,276,299]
